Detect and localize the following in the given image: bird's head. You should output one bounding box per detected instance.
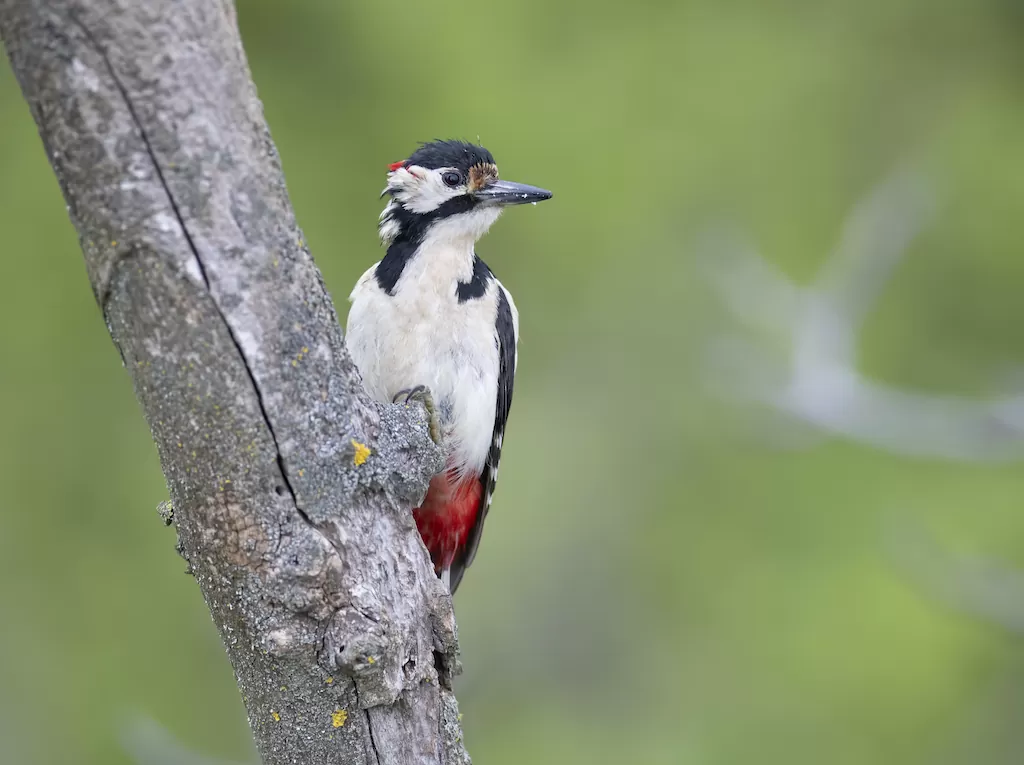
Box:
[379,139,552,247]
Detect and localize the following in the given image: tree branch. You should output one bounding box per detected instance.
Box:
[0,1,469,762]
[701,167,1024,462]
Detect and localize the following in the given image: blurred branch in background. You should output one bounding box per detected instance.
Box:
[702,168,1024,462]
[0,1,467,763]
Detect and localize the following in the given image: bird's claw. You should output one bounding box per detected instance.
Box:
[393,385,442,445]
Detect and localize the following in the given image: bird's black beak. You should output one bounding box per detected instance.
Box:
[473,179,553,206]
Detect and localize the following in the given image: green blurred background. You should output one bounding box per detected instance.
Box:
[5,0,1024,763]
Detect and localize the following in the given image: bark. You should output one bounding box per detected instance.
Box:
[0,1,470,763]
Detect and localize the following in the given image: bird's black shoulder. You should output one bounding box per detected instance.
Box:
[374,237,417,295]
[457,256,494,302]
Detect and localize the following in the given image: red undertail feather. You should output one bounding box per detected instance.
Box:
[413,468,483,574]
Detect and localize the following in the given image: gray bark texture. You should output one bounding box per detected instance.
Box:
[0,1,471,763]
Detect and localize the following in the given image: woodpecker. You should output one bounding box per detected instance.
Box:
[345,139,552,593]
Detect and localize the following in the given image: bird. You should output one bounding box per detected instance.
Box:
[345,139,552,593]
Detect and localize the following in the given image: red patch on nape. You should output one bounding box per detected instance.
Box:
[412,468,483,573]
[388,160,406,172]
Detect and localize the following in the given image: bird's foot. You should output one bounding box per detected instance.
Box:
[393,385,442,445]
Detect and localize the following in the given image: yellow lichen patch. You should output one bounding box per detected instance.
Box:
[332,709,348,728]
[271,710,281,722]
[351,440,371,466]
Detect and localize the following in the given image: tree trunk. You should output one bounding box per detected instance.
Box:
[0,1,469,762]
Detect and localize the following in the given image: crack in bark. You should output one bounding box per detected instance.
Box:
[355,684,383,765]
[365,710,382,765]
[70,11,309,523]
[70,15,445,745]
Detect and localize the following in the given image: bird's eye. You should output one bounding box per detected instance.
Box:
[442,171,463,188]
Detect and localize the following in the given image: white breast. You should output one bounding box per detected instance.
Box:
[346,240,504,480]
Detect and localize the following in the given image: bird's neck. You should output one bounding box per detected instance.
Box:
[413,227,478,283]
[378,224,478,297]
[376,203,502,296]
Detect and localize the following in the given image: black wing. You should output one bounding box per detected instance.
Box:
[449,284,516,593]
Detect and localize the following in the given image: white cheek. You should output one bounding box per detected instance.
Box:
[393,168,458,213]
